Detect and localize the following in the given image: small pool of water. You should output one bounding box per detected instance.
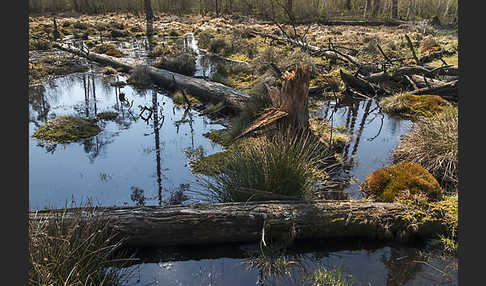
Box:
[29,72,224,210]
[311,96,412,199]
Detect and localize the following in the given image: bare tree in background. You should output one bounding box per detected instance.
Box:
[391,0,399,18]
[144,0,154,22]
[372,0,381,17]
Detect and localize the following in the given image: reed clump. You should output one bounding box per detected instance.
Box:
[198,128,333,202]
[29,210,134,285]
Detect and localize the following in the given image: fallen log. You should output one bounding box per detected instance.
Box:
[53,43,250,111]
[29,200,449,248]
[340,70,391,96]
[409,79,458,101]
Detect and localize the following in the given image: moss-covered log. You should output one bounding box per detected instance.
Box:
[30,200,449,248]
[53,43,249,111]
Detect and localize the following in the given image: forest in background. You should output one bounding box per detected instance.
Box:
[29,0,458,24]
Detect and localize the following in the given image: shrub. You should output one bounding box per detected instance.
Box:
[208,37,229,54]
[379,94,452,119]
[392,107,458,190]
[29,211,133,285]
[360,162,443,203]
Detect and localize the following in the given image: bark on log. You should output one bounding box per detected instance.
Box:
[53,43,250,111]
[29,200,449,248]
[340,70,391,96]
[408,80,458,101]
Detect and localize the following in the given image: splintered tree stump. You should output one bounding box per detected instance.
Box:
[279,66,311,129]
[236,66,311,139]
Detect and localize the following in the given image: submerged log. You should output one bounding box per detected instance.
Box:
[53,43,249,111]
[29,200,449,248]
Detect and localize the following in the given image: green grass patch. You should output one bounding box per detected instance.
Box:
[379,94,452,119]
[33,116,101,143]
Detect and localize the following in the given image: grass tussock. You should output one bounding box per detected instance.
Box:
[392,107,458,190]
[29,212,134,285]
[379,94,452,119]
[306,266,352,286]
[360,162,443,203]
[197,128,333,202]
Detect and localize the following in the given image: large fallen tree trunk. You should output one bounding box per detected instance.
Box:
[30,200,449,248]
[53,43,250,111]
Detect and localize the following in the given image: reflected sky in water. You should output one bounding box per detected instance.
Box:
[311,97,412,199]
[29,72,224,210]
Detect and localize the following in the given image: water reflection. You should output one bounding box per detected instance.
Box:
[314,97,412,199]
[29,73,223,209]
[123,239,457,286]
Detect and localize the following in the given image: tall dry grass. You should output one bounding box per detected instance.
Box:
[29,210,135,286]
[392,106,458,191]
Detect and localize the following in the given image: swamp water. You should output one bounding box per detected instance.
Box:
[29,35,457,285]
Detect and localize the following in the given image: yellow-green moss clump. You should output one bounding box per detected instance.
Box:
[33,116,101,143]
[172,90,201,106]
[97,111,119,120]
[379,94,452,119]
[93,43,124,57]
[360,162,442,203]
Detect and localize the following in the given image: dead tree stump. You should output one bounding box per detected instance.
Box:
[236,66,311,139]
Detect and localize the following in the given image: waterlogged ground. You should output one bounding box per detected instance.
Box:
[28,14,457,285]
[311,97,412,199]
[29,72,224,209]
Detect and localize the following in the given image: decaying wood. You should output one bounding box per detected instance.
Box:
[409,79,458,100]
[340,70,391,97]
[251,31,364,67]
[29,200,450,248]
[234,66,312,139]
[53,43,249,111]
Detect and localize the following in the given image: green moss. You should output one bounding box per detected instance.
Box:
[309,117,350,150]
[190,151,230,176]
[360,162,442,203]
[97,111,119,120]
[172,90,201,106]
[33,116,101,143]
[203,129,229,147]
[380,94,452,119]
